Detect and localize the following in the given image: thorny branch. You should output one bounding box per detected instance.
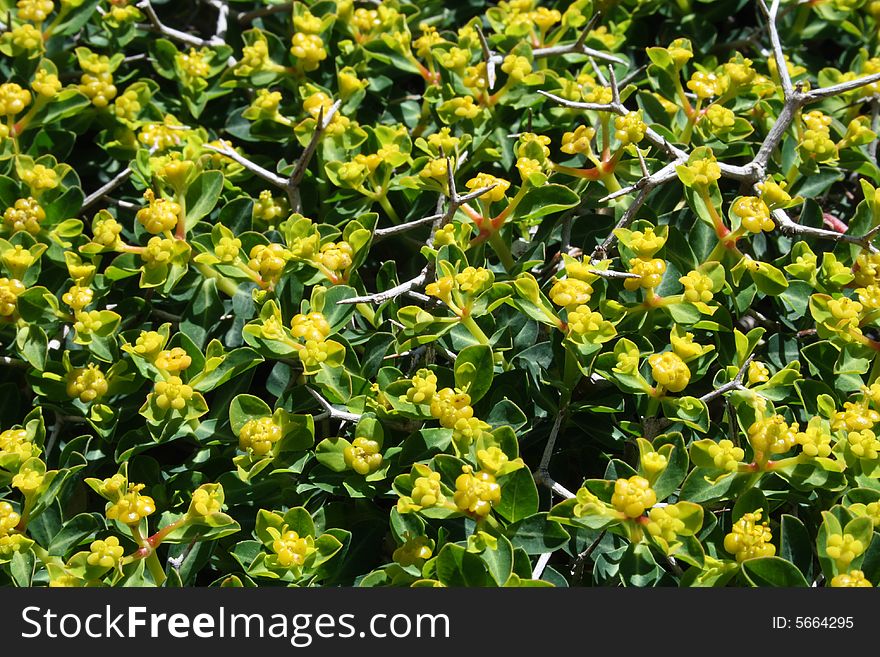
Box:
[541,1,880,262]
[307,386,362,423]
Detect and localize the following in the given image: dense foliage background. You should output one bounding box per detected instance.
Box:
[3,0,880,587]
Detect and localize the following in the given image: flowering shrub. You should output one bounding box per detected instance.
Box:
[3,0,880,588]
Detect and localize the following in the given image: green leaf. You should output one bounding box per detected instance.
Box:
[184,171,224,230]
[229,394,272,435]
[741,557,809,587]
[505,513,571,554]
[495,468,539,523]
[454,344,494,403]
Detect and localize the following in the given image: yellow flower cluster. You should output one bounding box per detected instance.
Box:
[724,510,775,562]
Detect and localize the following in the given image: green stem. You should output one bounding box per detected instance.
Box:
[488,231,515,271]
[146,551,167,586]
[460,314,490,345]
[562,346,582,389]
[376,192,401,225]
[194,262,240,297]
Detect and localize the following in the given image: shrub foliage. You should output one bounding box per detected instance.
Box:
[3,0,880,587]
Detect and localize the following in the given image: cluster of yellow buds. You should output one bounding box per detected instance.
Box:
[833,399,878,431]
[463,63,490,94]
[795,418,833,458]
[0,82,31,116]
[289,32,327,71]
[17,0,54,23]
[687,71,723,99]
[704,104,736,134]
[826,532,866,571]
[313,241,353,278]
[566,306,616,343]
[0,277,27,317]
[138,118,185,151]
[453,465,501,517]
[79,69,117,108]
[176,47,212,81]
[290,312,331,342]
[648,351,691,393]
[61,284,92,312]
[748,360,770,385]
[289,310,337,369]
[106,483,156,525]
[188,486,223,517]
[706,439,745,471]
[830,570,872,587]
[679,269,714,304]
[426,267,493,311]
[430,388,474,429]
[846,429,880,461]
[303,91,351,136]
[239,417,282,457]
[0,501,21,536]
[213,235,241,263]
[611,475,657,518]
[501,54,532,83]
[2,244,39,279]
[343,437,383,475]
[756,177,793,210]
[0,427,39,464]
[800,110,837,162]
[560,124,596,156]
[20,164,58,194]
[136,190,181,235]
[549,277,593,308]
[92,214,123,247]
[86,536,124,569]
[732,196,774,234]
[622,227,668,291]
[614,111,647,145]
[646,505,687,543]
[236,32,273,76]
[270,527,315,568]
[677,149,721,187]
[127,330,165,360]
[153,376,195,411]
[252,190,288,225]
[393,535,433,567]
[465,173,510,203]
[748,414,799,458]
[154,347,192,373]
[66,364,108,403]
[724,510,775,562]
[409,468,445,509]
[404,368,438,405]
[12,458,46,495]
[438,95,482,121]
[3,197,45,234]
[248,243,291,283]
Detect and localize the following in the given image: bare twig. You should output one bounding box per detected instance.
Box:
[534,406,576,500]
[531,552,553,580]
[475,25,501,89]
[339,266,431,305]
[203,143,288,188]
[237,1,291,24]
[287,101,342,211]
[306,387,362,423]
[770,206,880,253]
[700,354,755,404]
[137,0,223,47]
[81,167,132,213]
[533,15,625,65]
